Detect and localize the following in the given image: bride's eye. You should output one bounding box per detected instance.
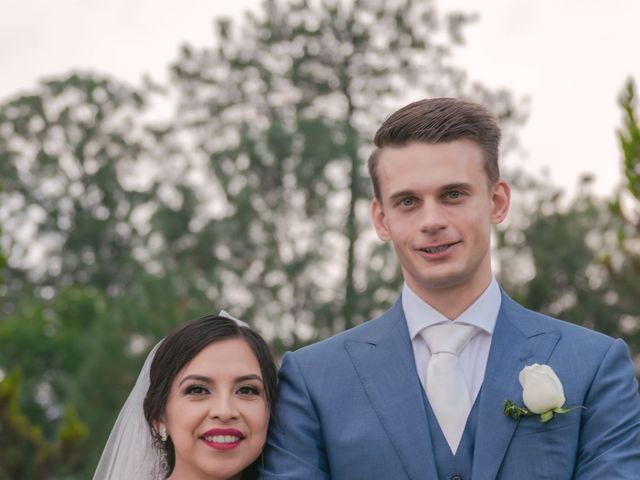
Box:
[237,385,261,396]
[185,384,209,395]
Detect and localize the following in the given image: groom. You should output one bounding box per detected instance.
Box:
[261,98,640,479]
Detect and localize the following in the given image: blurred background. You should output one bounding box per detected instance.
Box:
[0,0,638,477]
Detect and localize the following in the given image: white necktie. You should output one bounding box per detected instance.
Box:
[421,322,478,454]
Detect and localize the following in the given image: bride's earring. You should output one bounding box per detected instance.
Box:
[158,426,169,474]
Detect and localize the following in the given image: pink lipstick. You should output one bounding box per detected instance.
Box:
[201,428,245,450]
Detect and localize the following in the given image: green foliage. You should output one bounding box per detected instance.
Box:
[618,79,640,201]
[0,286,106,451]
[604,78,640,354]
[0,180,4,282]
[0,370,87,479]
[0,72,161,296]
[496,78,640,362]
[496,176,628,339]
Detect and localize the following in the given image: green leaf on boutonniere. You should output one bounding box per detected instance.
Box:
[503,399,533,420]
[540,411,554,423]
[539,405,585,423]
[554,406,574,414]
[504,400,585,423]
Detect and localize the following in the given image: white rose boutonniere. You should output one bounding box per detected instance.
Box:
[504,364,583,423]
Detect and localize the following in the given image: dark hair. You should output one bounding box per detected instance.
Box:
[368,97,502,201]
[143,314,277,479]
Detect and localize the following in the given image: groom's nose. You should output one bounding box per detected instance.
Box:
[419,199,448,234]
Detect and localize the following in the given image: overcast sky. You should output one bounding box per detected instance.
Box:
[1,0,638,197]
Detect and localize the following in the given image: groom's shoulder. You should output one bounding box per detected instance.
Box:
[503,293,617,350]
[289,302,402,362]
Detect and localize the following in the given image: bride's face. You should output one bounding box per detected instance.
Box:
[159,337,270,480]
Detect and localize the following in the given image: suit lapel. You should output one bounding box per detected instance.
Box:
[471,293,561,480]
[345,301,438,480]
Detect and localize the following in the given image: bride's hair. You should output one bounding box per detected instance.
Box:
[143,314,277,478]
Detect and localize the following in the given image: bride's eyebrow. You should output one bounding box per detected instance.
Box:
[178,374,212,386]
[235,374,264,384]
[177,374,264,386]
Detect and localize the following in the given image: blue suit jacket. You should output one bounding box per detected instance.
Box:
[261,292,640,479]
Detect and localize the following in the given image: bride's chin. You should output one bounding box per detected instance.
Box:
[166,468,244,480]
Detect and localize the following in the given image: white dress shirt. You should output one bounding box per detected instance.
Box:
[403,277,501,405]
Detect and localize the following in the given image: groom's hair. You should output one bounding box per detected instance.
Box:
[367,97,502,201]
[143,314,277,478]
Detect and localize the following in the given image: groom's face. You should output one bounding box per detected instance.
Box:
[371,139,510,303]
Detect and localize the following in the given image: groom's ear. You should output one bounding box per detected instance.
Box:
[372,198,391,241]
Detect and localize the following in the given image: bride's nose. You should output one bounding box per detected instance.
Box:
[208,394,238,422]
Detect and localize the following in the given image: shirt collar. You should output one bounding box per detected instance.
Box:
[403,277,502,340]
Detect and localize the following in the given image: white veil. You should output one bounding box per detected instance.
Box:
[92,340,164,480]
[92,311,249,480]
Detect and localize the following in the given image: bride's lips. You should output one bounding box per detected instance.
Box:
[201,428,245,450]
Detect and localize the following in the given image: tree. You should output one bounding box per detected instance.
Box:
[0,75,180,474]
[0,185,4,280]
[605,78,640,359]
[617,79,640,203]
[0,369,87,480]
[164,0,524,348]
[0,73,167,298]
[496,175,628,336]
[495,78,640,366]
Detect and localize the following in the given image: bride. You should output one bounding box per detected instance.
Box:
[93,313,277,479]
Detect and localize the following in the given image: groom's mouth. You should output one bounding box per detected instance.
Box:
[201,428,245,450]
[417,241,461,256]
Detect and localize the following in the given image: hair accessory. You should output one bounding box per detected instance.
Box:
[218,310,250,328]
